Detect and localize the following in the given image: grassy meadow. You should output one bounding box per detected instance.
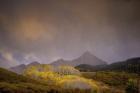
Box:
[82,71,140,93]
[0,65,139,93]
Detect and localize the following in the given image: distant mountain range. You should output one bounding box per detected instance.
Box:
[10,61,40,74]
[9,51,106,74]
[10,51,140,74]
[50,51,107,66]
[76,57,140,74]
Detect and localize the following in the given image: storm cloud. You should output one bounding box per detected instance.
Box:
[0,0,140,68]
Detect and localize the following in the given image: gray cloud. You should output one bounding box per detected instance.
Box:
[0,0,140,67]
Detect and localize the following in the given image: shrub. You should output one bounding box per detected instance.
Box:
[58,75,99,93]
[23,65,81,86]
[23,65,99,93]
[57,65,81,76]
[23,64,54,77]
[125,79,139,93]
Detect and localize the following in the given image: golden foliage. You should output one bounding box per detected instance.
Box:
[57,65,81,76]
[23,65,99,92]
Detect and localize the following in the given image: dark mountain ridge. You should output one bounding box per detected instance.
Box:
[76,57,140,74]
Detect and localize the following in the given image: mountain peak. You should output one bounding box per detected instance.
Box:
[50,51,107,66]
[50,59,71,66]
[57,58,65,61]
[82,51,93,56]
[27,61,40,67]
[73,51,107,66]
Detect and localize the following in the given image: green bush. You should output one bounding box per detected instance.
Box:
[56,66,81,76]
[125,79,139,93]
[58,75,99,93]
[23,65,99,93]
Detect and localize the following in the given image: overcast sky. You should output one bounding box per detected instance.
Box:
[0,0,140,68]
